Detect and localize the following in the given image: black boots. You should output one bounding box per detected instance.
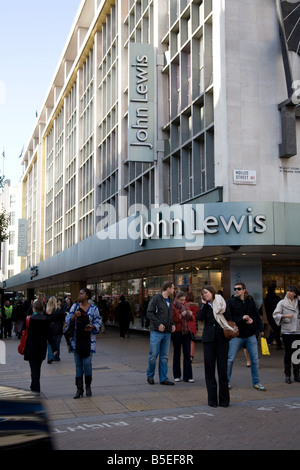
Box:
[293,365,300,383]
[284,365,300,384]
[285,365,292,384]
[74,377,84,399]
[74,376,92,398]
[85,375,92,396]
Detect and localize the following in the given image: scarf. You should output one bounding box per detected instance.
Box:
[212,294,235,332]
[283,295,298,312]
[174,298,191,335]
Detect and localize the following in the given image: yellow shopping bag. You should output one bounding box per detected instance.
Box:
[261,337,270,356]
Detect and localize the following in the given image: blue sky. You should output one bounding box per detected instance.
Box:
[0,0,81,185]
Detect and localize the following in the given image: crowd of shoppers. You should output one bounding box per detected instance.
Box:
[145,280,300,408]
[7,280,300,407]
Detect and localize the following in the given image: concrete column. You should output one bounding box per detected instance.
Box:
[229,258,263,308]
[70,281,86,302]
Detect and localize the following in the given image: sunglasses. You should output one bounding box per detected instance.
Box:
[234,287,243,291]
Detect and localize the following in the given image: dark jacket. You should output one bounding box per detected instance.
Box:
[226,295,263,338]
[48,308,66,336]
[12,301,28,322]
[116,299,133,326]
[147,293,174,333]
[197,303,230,342]
[24,313,57,362]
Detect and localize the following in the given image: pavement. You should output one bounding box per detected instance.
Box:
[1,325,300,452]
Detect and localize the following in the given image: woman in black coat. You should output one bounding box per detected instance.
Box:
[197,285,230,408]
[23,299,57,393]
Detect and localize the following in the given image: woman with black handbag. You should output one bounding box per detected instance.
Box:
[197,285,230,408]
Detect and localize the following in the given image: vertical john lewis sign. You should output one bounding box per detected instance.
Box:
[18,219,27,257]
[129,43,155,162]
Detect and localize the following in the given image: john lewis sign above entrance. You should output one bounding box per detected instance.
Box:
[96,201,275,251]
[6,202,300,292]
[128,43,155,162]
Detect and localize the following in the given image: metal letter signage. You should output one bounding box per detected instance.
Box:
[128,43,155,162]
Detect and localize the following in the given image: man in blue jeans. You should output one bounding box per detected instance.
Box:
[146,281,176,385]
[227,282,266,391]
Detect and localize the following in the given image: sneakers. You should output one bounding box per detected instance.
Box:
[253,383,266,391]
[174,378,194,383]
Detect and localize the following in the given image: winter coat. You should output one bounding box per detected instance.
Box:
[197,302,230,343]
[273,295,300,334]
[48,308,66,336]
[147,293,174,333]
[226,295,263,338]
[66,303,101,354]
[24,313,57,362]
[185,302,199,335]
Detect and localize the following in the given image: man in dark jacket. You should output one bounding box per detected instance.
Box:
[227,282,266,391]
[146,281,175,385]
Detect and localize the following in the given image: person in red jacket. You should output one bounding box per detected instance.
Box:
[185,292,199,362]
[172,291,194,382]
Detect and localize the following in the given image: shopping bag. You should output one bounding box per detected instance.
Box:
[261,337,270,356]
[18,316,30,355]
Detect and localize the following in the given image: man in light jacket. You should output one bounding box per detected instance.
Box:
[146,281,175,385]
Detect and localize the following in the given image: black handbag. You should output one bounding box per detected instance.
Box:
[63,322,75,353]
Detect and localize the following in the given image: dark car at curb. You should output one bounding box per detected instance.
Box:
[0,385,54,449]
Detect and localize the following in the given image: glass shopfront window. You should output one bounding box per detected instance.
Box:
[174,260,223,300]
[262,272,300,299]
[86,261,223,329]
[34,283,71,303]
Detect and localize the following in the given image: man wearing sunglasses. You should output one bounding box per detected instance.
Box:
[227,282,266,391]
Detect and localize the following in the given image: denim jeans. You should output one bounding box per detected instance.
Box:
[73,351,93,378]
[47,334,62,361]
[147,331,171,383]
[227,334,260,386]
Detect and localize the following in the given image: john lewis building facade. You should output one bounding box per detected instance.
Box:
[6,0,300,307]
